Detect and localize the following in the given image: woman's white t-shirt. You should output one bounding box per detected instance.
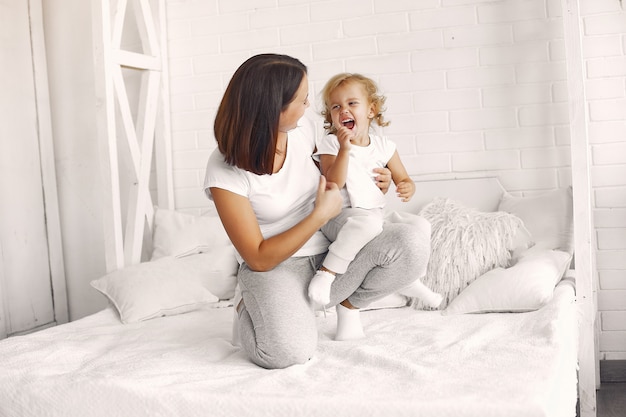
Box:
[203,121,330,259]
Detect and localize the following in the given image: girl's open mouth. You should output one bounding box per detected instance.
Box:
[342,119,355,129]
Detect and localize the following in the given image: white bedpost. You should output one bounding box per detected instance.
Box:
[92,0,174,271]
[560,1,599,416]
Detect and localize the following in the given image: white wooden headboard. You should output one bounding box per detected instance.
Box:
[385,177,505,214]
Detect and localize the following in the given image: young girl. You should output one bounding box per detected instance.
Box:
[308,73,443,321]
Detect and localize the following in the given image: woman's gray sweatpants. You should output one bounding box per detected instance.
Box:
[236,221,430,369]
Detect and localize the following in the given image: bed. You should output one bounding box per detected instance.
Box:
[0,177,581,417]
[1,3,595,413]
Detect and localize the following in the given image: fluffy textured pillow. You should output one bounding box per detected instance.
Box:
[444,249,572,314]
[151,208,233,260]
[91,256,219,324]
[498,187,574,254]
[412,198,532,310]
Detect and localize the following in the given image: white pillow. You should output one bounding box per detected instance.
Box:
[444,249,572,315]
[177,252,238,300]
[414,198,532,310]
[498,187,574,254]
[91,256,219,324]
[150,208,239,299]
[151,208,232,260]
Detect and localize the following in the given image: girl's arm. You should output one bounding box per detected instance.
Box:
[210,176,342,272]
[318,127,352,188]
[386,150,415,202]
[319,152,348,188]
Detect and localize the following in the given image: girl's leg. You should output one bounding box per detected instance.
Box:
[309,209,383,307]
[322,208,384,274]
[236,255,322,369]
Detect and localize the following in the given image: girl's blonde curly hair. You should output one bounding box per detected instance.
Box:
[320,73,390,134]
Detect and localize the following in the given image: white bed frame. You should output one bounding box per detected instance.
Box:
[90,0,599,415]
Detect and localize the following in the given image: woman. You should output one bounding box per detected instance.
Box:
[204,54,430,369]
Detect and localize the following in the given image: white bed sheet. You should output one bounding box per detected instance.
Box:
[0,279,577,417]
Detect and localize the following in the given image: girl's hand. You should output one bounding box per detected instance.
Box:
[372,167,392,194]
[396,180,415,202]
[314,175,342,222]
[335,126,354,150]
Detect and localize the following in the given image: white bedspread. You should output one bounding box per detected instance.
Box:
[0,280,577,417]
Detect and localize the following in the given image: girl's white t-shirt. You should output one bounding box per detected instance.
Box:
[203,120,330,259]
[314,133,396,209]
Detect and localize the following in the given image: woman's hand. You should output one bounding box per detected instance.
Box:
[313,175,342,223]
[373,167,392,194]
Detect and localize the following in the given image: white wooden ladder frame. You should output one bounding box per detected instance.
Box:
[92,0,174,272]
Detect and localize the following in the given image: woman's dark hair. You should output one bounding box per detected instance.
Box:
[214,54,307,175]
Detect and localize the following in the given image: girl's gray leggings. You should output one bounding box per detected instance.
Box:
[236,221,430,369]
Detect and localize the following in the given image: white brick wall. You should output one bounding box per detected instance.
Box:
[165,0,626,359]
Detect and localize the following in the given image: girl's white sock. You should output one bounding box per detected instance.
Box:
[335,303,365,341]
[308,270,335,307]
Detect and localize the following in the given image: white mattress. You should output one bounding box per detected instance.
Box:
[0,279,578,417]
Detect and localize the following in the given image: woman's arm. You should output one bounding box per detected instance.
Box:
[386,151,415,202]
[210,176,342,271]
